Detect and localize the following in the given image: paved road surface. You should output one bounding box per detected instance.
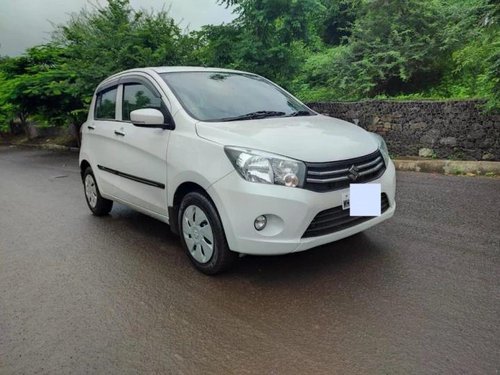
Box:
[1,146,499,374]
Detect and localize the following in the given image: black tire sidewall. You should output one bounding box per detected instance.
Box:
[178,192,235,274]
[83,167,112,216]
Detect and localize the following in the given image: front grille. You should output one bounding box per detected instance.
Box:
[302,193,389,238]
[304,150,386,192]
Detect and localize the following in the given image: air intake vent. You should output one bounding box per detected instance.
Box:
[302,193,390,238]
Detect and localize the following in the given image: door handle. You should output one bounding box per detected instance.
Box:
[114,130,125,136]
[87,125,95,130]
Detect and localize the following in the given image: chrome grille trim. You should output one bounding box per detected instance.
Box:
[303,150,386,192]
[307,175,349,183]
[306,159,383,183]
[307,156,383,178]
[356,156,383,170]
[308,167,350,176]
[358,161,384,176]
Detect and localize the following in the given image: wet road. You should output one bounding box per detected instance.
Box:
[0,146,499,374]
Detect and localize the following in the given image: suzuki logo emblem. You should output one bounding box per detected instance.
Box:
[348,165,360,181]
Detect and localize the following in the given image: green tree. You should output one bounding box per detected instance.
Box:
[437,0,499,109]
[199,0,324,86]
[0,0,195,132]
[0,45,81,133]
[318,0,360,46]
[53,0,192,113]
[346,0,446,96]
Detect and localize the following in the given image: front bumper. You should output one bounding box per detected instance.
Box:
[208,160,396,255]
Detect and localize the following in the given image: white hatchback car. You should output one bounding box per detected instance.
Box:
[80,67,396,274]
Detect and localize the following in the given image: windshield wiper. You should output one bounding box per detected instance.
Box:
[220,111,286,122]
[289,110,312,117]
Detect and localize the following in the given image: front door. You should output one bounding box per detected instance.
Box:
[103,81,171,215]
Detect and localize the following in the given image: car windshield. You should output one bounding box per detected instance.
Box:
[160,72,314,122]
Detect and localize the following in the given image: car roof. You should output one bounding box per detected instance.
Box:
[97,66,255,90]
[151,66,252,74]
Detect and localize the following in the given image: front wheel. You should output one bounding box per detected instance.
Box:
[83,167,113,216]
[178,192,237,275]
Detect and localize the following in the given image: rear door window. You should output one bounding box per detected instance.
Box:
[95,87,118,120]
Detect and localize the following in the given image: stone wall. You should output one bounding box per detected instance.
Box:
[307,100,499,161]
[25,122,79,140]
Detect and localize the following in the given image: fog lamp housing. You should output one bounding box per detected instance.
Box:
[254,215,267,231]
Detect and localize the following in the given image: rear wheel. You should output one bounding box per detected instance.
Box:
[179,192,237,275]
[83,167,113,216]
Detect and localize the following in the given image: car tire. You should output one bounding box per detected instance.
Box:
[178,192,237,275]
[83,167,113,216]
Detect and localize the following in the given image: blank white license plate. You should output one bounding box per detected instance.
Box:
[349,183,381,216]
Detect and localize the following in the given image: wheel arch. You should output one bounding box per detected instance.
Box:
[169,181,217,235]
[80,159,91,181]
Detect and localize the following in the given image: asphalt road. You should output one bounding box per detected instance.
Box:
[0,146,499,374]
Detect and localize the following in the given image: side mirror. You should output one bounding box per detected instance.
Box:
[130,108,164,126]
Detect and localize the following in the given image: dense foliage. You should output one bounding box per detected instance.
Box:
[0,0,498,132]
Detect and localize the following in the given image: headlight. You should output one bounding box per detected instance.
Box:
[224,147,306,187]
[372,133,390,164]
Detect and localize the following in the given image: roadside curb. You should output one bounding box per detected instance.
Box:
[393,159,500,177]
[7,143,80,152]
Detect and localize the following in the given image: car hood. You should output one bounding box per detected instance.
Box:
[195,115,378,162]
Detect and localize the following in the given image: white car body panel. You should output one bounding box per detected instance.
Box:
[196,115,378,162]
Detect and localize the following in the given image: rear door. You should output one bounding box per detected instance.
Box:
[87,84,121,197]
[102,76,172,215]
